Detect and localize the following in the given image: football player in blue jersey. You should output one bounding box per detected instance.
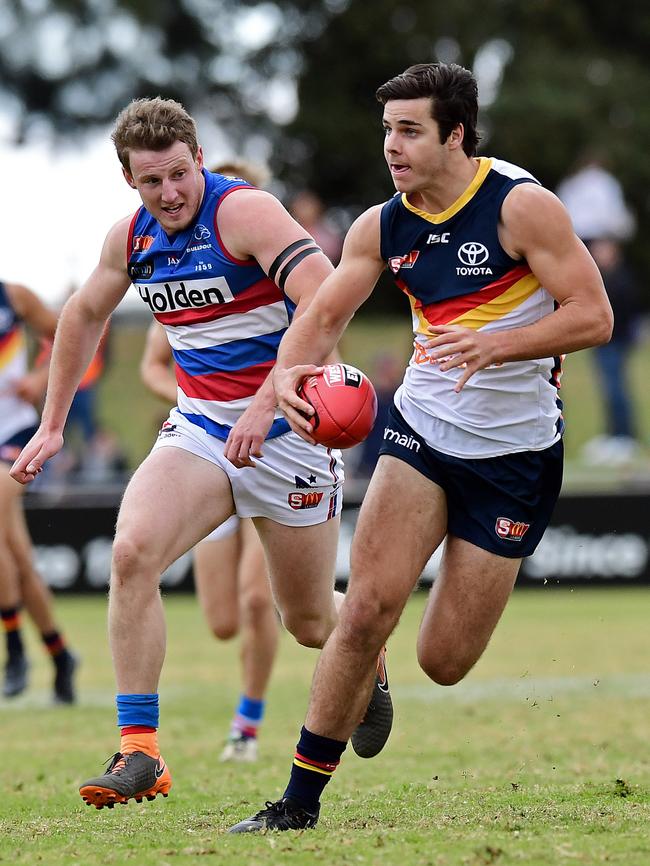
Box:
[141,318,279,764]
[228,62,613,832]
[10,98,390,809]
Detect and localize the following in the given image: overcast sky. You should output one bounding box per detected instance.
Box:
[0,113,241,311]
[2,130,141,308]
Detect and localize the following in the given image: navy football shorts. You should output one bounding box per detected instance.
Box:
[0,425,38,465]
[378,405,563,558]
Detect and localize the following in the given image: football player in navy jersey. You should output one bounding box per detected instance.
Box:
[228,62,613,832]
[0,280,78,704]
[11,98,391,809]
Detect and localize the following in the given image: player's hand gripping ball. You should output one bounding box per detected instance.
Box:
[299,363,378,449]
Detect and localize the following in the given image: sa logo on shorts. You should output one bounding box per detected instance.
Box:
[495,517,530,541]
[288,492,324,510]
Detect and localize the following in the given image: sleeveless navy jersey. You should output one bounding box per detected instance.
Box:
[127,169,294,441]
[380,157,563,458]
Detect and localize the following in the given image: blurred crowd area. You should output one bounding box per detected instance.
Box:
[23,165,650,498]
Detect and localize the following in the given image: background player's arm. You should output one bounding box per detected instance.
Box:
[273,205,386,441]
[6,282,58,339]
[140,321,177,404]
[4,282,58,404]
[10,217,133,483]
[425,184,613,391]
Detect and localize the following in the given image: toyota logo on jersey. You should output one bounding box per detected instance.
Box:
[457,242,489,266]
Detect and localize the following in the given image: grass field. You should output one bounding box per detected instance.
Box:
[1,589,649,865]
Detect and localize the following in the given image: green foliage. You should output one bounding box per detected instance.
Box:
[4,0,649,279]
[1,590,649,864]
[284,0,650,282]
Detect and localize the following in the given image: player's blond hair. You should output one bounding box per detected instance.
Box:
[211,158,271,188]
[112,97,199,171]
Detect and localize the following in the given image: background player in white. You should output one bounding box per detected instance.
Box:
[229,62,613,832]
[140,319,278,762]
[0,280,78,703]
[11,98,389,808]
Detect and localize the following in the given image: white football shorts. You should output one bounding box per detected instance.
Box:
[201,514,240,543]
[151,408,344,527]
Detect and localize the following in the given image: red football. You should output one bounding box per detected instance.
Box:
[299,363,378,449]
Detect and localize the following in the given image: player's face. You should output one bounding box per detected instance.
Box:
[124,141,205,234]
[382,98,449,193]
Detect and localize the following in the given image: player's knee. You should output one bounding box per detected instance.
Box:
[210,619,238,641]
[417,648,468,686]
[111,530,159,586]
[240,587,274,625]
[281,610,331,649]
[339,594,394,652]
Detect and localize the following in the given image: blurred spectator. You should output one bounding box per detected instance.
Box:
[581,238,641,465]
[289,190,344,265]
[556,152,635,243]
[557,155,642,465]
[354,351,405,479]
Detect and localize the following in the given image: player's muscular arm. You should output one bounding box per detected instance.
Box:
[426,185,613,391]
[273,206,386,440]
[220,189,338,463]
[497,184,613,354]
[39,218,133,433]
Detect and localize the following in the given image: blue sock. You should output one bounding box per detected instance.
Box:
[116,693,159,728]
[232,695,265,738]
[283,726,346,811]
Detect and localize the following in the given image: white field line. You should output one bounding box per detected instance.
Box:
[3,673,650,712]
[393,672,650,704]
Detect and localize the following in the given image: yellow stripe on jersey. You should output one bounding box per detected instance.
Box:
[402,157,493,224]
[408,272,540,335]
[448,272,541,330]
[0,328,25,370]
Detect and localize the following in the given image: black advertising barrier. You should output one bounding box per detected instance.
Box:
[24,485,650,591]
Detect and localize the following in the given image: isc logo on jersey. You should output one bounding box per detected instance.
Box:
[137,277,235,313]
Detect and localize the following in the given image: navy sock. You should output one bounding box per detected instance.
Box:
[1,607,24,659]
[283,726,346,811]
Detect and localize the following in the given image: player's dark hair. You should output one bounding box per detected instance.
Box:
[376,63,480,157]
[112,97,199,171]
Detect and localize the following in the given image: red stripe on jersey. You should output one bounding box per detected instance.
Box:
[402,264,531,325]
[175,359,274,401]
[126,208,142,262]
[153,276,283,326]
[0,327,18,352]
[213,186,259,264]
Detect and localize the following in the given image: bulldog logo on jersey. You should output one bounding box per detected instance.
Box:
[388,250,420,274]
